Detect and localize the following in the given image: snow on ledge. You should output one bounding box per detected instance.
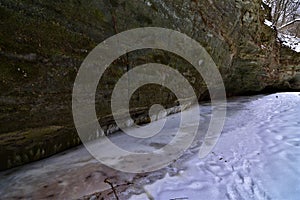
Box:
[264,19,273,27]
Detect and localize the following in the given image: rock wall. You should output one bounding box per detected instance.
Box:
[0,0,299,170]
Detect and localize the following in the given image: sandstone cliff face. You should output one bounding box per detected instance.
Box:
[0,0,299,170]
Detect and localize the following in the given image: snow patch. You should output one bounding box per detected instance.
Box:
[264,19,273,27]
[278,33,300,52]
[146,1,152,7]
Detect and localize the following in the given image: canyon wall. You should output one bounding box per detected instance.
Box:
[0,0,299,170]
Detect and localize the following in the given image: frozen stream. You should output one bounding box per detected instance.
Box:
[0,93,300,200]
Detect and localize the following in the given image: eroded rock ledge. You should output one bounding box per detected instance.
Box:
[0,0,299,170]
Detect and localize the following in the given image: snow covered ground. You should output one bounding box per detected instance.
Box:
[0,93,300,200]
[278,33,300,53]
[130,93,300,200]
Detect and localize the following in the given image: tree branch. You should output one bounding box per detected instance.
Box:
[278,18,300,29]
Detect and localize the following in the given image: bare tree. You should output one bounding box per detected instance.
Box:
[264,0,300,28]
